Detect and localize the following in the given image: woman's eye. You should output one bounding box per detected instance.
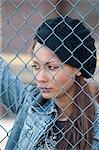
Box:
[47,66,58,70]
[31,65,40,70]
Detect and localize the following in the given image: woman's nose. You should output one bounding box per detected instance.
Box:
[35,68,49,83]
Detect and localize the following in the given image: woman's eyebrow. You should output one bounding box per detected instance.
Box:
[32,59,60,65]
[32,60,39,64]
[45,60,60,65]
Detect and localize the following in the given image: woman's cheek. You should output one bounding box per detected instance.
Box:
[54,71,72,87]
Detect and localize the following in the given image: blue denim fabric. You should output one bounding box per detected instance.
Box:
[92,103,99,149]
[0,58,99,150]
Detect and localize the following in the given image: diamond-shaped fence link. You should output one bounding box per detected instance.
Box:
[0,0,99,150]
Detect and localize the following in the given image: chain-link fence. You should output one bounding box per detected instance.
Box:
[0,0,99,149]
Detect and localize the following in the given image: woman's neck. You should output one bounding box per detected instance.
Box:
[55,96,73,121]
[55,85,75,121]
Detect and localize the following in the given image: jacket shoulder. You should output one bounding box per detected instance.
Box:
[92,103,99,148]
[93,103,99,140]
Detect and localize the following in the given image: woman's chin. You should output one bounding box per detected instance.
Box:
[41,92,54,100]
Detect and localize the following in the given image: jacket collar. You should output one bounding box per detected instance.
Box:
[31,92,57,115]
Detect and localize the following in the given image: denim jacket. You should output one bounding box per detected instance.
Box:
[0,58,99,150]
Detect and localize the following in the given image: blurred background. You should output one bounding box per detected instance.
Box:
[0,0,99,149]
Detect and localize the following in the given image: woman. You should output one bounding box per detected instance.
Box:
[0,16,99,149]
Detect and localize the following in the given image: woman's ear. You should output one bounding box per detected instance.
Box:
[73,67,81,77]
[76,71,81,76]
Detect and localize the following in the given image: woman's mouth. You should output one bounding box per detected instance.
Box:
[39,87,52,93]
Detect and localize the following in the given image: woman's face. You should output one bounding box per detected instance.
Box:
[32,42,78,100]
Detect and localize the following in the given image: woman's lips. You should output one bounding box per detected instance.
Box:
[39,87,52,93]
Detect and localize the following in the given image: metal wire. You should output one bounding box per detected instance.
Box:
[0,0,99,149]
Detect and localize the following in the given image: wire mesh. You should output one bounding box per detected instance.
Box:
[0,0,99,150]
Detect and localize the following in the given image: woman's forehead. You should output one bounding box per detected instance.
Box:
[33,42,52,54]
[33,42,60,63]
